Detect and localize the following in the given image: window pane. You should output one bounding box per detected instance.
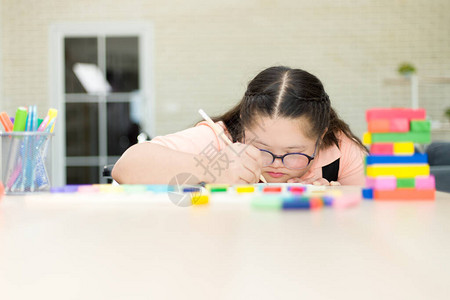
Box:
[66,166,99,184]
[65,37,98,93]
[106,37,139,92]
[65,103,99,156]
[107,102,140,156]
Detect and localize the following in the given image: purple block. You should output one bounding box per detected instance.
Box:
[63,185,80,193]
[415,175,435,190]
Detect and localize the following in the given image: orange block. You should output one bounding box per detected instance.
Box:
[368,119,390,132]
[374,188,435,201]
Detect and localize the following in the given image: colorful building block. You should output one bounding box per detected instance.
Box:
[366,164,429,178]
[371,131,430,144]
[363,132,372,145]
[369,176,397,190]
[396,178,415,188]
[147,185,174,193]
[205,184,229,192]
[368,119,390,132]
[370,143,393,155]
[236,185,255,193]
[288,186,306,194]
[393,142,414,155]
[98,184,124,193]
[366,108,426,122]
[78,185,100,193]
[191,193,209,205]
[310,197,324,209]
[0,181,4,200]
[251,195,282,209]
[389,118,409,132]
[374,188,435,200]
[182,186,202,193]
[362,187,374,199]
[121,185,148,193]
[365,153,428,165]
[333,194,361,208]
[282,196,311,209]
[322,195,335,205]
[410,120,431,132]
[263,186,282,193]
[415,175,435,190]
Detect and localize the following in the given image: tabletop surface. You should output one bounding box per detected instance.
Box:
[1,186,449,300]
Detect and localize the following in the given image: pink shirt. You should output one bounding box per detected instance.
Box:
[150,121,366,185]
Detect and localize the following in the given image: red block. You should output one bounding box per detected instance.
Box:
[368,119,390,132]
[370,143,393,155]
[366,108,426,122]
[389,118,409,132]
[263,186,282,193]
[288,186,306,194]
[310,197,323,210]
[374,188,435,200]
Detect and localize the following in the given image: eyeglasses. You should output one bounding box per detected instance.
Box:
[258,139,319,170]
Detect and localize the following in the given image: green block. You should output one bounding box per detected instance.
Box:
[251,195,282,210]
[206,184,229,192]
[397,178,415,188]
[122,184,148,193]
[371,131,430,144]
[410,120,431,132]
[364,156,367,176]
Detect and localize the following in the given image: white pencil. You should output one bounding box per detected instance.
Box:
[199,109,267,183]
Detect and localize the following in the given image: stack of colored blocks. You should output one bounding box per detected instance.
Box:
[362,108,435,200]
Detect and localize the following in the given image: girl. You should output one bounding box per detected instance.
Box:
[112,66,367,185]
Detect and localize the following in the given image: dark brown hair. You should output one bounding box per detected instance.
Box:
[213,66,366,152]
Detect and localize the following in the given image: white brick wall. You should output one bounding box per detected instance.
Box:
[1,0,449,140]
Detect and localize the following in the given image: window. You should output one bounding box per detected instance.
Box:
[50,23,154,185]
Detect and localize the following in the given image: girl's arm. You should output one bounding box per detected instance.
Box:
[112,142,262,185]
[112,142,207,184]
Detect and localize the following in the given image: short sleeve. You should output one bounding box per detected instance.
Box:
[337,135,366,185]
[149,121,230,155]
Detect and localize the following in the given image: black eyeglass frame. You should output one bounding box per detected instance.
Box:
[258,138,320,170]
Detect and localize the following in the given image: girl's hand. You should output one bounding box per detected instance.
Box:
[211,143,262,184]
[287,177,341,186]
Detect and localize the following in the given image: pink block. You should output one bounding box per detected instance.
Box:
[370,143,393,155]
[389,118,409,132]
[366,177,376,188]
[333,194,361,209]
[415,175,435,190]
[78,185,100,193]
[374,176,397,190]
[366,108,426,122]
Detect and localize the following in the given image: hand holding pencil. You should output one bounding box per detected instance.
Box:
[199,109,267,184]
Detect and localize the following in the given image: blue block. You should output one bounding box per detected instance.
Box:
[362,187,374,200]
[146,185,174,193]
[322,195,334,206]
[282,195,310,209]
[182,186,201,193]
[365,153,428,165]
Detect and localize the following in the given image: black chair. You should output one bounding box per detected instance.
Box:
[103,164,115,183]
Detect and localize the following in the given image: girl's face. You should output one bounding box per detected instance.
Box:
[244,116,318,183]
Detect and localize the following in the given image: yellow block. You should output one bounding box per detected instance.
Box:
[191,193,209,205]
[98,184,124,193]
[393,142,414,155]
[236,185,255,193]
[363,132,372,145]
[366,164,429,178]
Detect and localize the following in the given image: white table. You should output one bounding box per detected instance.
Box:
[1,187,450,300]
